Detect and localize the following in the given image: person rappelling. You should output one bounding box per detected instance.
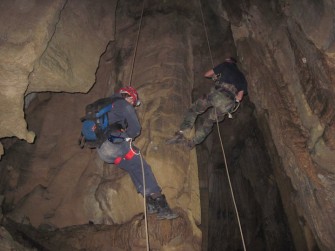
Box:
[166,57,248,149]
[80,86,178,220]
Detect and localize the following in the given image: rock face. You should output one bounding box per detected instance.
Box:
[215,1,335,250]
[1,1,202,250]
[0,0,116,154]
[0,0,335,250]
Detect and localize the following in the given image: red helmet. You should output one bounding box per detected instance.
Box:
[118,86,141,106]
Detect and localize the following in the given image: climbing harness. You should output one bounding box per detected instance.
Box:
[198,0,247,250]
[228,100,240,118]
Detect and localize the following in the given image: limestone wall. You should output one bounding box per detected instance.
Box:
[215,0,335,250]
[0,0,116,157]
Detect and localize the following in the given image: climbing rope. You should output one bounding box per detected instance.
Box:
[140,153,150,251]
[198,0,214,68]
[126,0,150,250]
[198,0,246,250]
[128,139,149,251]
[128,0,146,87]
[214,108,247,251]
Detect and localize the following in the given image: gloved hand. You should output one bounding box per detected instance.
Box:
[228,98,240,115]
[212,73,221,81]
[232,99,240,112]
[211,75,218,81]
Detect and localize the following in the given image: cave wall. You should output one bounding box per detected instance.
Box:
[1,1,203,250]
[0,0,116,156]
[203,105,296,251]
[212,0,335,250]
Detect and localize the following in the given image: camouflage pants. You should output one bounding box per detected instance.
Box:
[180,87,235,144]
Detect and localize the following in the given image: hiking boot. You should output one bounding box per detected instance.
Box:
[146,196,158,214]
[155,195,179,220]
[166,131,185,145]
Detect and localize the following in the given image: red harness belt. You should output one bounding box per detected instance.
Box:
[114,149,136,165]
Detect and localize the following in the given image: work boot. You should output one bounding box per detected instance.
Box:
[155,195,179,220]
[166,130,185,145]
[146,196,158,214]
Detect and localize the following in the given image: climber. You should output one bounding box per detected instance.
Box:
[166,57,248,149]
[97,86,178,220]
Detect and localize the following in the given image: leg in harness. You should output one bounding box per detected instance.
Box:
[166,85,240,149]
[97,138,178,220]
[166,93,211,146]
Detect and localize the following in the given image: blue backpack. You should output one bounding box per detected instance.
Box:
[79,97,122,148]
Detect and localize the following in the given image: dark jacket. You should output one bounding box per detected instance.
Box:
[107,93,141,140]
[97,94,141,163]
[213,62,248,94]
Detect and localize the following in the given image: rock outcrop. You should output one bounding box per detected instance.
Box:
[0,0,116,156]
[219,1,335,250]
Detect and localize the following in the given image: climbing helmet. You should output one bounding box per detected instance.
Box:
[118,86,141,107]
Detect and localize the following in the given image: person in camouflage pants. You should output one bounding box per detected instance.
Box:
[167,57,248,149]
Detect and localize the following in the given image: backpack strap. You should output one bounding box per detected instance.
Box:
[81,97,124,121]
[96,104,113,117]
[79,96,125,149]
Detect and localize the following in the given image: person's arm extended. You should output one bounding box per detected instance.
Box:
[123,105,141,139]
[235,90,244,102]
[204,69,215,79]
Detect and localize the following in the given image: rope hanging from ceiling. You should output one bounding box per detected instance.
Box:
[128,0,145,87]
[126,1,150,250]
[198,0,247,250]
